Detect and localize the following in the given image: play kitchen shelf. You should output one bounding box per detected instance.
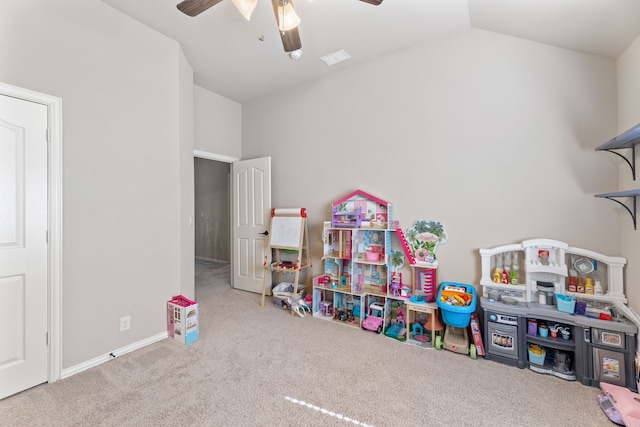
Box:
[594,122,640,229]
[525,316,580,381]
[480,238,638,391]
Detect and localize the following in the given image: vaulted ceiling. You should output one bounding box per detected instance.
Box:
[101,0,640,103]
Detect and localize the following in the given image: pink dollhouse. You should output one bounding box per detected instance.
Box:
[331,190,390,229]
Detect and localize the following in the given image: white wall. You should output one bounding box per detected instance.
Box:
[194,85,242,159]
[617,35,640,312]
[179,50,195,300]
[243,29,622,303]
[0,0,189,368]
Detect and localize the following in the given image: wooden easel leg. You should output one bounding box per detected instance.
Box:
[261,274,267,308]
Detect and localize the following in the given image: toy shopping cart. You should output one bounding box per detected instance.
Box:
[435,282,478,359]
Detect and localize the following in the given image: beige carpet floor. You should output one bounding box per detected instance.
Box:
[0,260,612,426]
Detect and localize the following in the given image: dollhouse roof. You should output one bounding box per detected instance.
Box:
[332,190,389,208]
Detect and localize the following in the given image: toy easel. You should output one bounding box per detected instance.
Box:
[261,208,311,308]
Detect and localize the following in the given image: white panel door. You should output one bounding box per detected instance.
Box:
[232,157,271,294]
[0,95,48,399]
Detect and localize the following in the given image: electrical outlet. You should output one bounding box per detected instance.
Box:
[120,315,131,332]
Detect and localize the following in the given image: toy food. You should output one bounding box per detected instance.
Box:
[439,291,473,306]
[529,344,544,355]
[438,284,474,306]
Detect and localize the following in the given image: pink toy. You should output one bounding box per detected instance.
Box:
[361,302,384,334]
[599,382,640,426]
[391,273,402,296]
[317,275,331,286]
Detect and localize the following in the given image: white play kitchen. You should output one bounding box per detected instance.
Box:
[479,239,638,390]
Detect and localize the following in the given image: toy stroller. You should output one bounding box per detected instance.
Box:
[435,282,478,359]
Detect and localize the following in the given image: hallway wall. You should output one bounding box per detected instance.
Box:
[195,158,230,263]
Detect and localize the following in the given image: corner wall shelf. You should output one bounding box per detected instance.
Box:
[595,123,640,180]
[595,123,640,229]
[595,190,640,230]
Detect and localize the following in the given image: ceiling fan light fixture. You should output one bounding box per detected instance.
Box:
[277,0,301,32]
[289,49,302,59]
[231,0,257,20]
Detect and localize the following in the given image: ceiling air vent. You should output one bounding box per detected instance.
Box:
[320,49,351,66]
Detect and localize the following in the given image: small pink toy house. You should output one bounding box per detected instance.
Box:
[331,190,391,229]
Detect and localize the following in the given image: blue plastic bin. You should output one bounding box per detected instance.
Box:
[528,346,546,365]
[436,282,477,328]
[556,294,576,314]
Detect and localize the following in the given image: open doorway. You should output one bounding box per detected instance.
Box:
[194,157,231,287]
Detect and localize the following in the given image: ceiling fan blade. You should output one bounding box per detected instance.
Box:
[271,0,302,52]
[177,0,225,17]
[359,0,383,5]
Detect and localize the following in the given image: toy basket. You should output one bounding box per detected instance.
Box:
[556,294,576,314]
[436,282,477,328]
[528,345,546,365]
[272,282,305,309]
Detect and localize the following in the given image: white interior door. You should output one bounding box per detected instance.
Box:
[0,95,48,399]
[232,157,271,294]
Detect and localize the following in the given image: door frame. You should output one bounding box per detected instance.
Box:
[0,82,63,384]
[193,149,239,287]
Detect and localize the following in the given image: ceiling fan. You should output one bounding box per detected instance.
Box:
[176,0,383,54]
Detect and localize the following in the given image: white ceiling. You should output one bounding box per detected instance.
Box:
[100,0,640,103]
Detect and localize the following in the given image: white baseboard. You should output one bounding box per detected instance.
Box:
[61,331,168,379]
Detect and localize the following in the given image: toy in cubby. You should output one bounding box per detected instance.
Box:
[528,344,546,365]
[362,295,386,334]
[311,286,334,318]
[410,313,430,343]
[384,299,407,341]
[390,272,402,296]
[411,322,427,342]
[320,300,333,317]
[322,257,352,289]
[413,267,437,302]
[354,262,387,296]
[388,249,412,298]
[331,292,361,325]
[332,205,362,228]
[408,312,443,344]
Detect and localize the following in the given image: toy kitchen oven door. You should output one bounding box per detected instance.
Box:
[485,311,520,365]
[585,327,637,391]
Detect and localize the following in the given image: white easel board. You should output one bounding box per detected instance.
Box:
[261,208,310,308]
[268,214,304,249]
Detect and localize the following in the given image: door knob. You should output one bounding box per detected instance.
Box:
[260,230,269,236]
